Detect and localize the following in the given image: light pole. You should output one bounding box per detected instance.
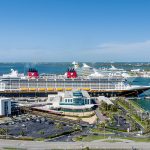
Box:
[103,123,106,139]
[81,134,84,149]
[117,111,120,127]
[67,135,70,142]
[140,111,143,122]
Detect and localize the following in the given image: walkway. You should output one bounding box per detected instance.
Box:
[0,139,150,150]
[94,108,106,122]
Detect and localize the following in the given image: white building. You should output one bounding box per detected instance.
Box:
[0,98,12,116]
[97,96,114,105]
[47,90,95,110]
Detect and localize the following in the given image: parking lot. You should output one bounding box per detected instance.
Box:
[108,115,130,131]
[0,114,75,139]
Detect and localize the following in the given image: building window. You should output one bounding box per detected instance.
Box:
[4,101,9,116]
[87,99,89,104]
[73,98,84,105]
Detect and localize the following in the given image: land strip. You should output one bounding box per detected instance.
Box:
[0,139,150,150]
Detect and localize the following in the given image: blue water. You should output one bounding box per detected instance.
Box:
[132,98,150,112]
[0,63,70,75]
[0,62,150,111]
[1,62,150,75]
[131,77,150,111]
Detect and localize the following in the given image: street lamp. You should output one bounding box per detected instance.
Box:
[104,123,106,139]
[140,110,143,122]
[67,135,70,142]
[117,112,120,127]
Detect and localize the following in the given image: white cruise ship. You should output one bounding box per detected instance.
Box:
[0,67,149,98]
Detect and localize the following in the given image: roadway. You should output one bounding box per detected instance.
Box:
[0,139,150,150]
[94,107,106,122]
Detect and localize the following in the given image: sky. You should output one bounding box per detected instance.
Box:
[0,0,150,62]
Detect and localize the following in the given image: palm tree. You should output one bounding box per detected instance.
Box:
[99,121,107,139]
[101,101,108,111]
[145,119,150,132]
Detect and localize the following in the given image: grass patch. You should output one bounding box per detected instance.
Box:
[15,137,33,141]
[37,130,45,135]
[91,128,114,134]
[72,136,83,141]
[35,137,45,141]
[117,101,146,129]
[74,135,150,143]
[74,135,107,142]
[103,139,122,143]
[105,126,127,133]
[130,100,144,112]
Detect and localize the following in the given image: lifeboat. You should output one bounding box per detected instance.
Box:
[82,88,90,91]
[66,88,72,91]
[20,87,28,91]
[47,88,54,91]
[57,88,63,91]
[39,88,46,91]
[29,88,36,91]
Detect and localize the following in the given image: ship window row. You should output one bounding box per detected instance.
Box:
[5,82,119,86]
[4,80,121,85]
[6,80,122,84]
[5,84,117,88]
[3,78,124,82]
[4,85,117,90]
[3,82,123,89]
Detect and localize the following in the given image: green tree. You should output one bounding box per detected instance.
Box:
[101,101,108,111]
[110,105,117,112]
[20,130,25,136]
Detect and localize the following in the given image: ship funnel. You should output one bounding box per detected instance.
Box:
[67,67,77,78]
[28,68,39,79]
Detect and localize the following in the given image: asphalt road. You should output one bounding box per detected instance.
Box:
[0,139,150,150]
[94,108,106,122]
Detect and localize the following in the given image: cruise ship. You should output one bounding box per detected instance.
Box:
[72,62,137,82]
[0,67,149,97]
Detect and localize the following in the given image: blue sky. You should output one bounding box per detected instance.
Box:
[0,0,150,62]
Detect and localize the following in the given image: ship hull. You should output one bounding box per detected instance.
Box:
[89,88,149,97]
[0,77,149,97]
[0,87,149,97]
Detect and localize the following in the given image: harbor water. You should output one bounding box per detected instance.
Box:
[0,62,149,111]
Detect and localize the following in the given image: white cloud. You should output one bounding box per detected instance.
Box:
[98,40,150,52]
[82,40,150,61]
[0,40,150,62]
